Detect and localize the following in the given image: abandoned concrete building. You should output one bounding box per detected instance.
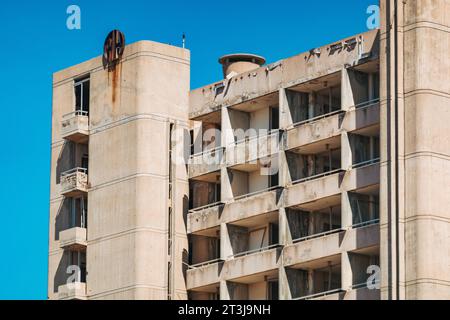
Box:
[48,0,450,300]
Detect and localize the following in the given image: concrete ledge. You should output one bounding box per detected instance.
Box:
[61,114,89,143]
[59,227,87,250]
[283,224,379,267]
[188,189,280,235]
[285,112,343,150]
[58,283,87,300]
[189,30,379,120]
[189,148,223,179]
[284,171,343,208]
[342,102,380,132]
[222,248,281,281]
[342,163,380,191]
[187,262,222,290]
[188,204,223,234]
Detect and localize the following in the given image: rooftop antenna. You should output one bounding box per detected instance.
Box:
[182,33,186,49]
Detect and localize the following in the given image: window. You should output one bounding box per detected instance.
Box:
[74,76,90,113]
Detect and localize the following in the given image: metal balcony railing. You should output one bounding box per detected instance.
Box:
[351,279,380,290]
[293,288,345,300]
[230,244,280,259]
[292,228,344,244]
[188,201,223,214]
[291,109,344,128]
[351,157,380,169]
[291,168,343,185]
[352,218,380,229]
[63,110,89,119]
[354,98,380,109]
[61,167,88,177]
[229,129,282,148]
[233,186,282,202]
[187,258,223,270]
[189,146,225,164]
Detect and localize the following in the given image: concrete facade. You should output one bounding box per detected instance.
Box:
[49,41,190,300]
[49,0,450,300]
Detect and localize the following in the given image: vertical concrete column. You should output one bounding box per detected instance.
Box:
[341,251,353,292]
[221,106,234,148]
[341,131,352,170]
[279,88,292,129]
[220,223,233,260]
[220,280,230,300]
[192,121,203,155]
[278,266,292,300]
[278,150,290,187]
[221,167,233,203]
[278,208,291,245]
[341,67,354,111]
[341,191,353,229]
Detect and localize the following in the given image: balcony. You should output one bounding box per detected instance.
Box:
[187,259,223,290]
[222,245,281,281]
[284,170,344,209]
[188,202,223,234]
[189,147,224,179]
[57,282,87,300]
[59,227,87,251]
[226,130,282,169]
[285,111,344,151]
[61,111,89,143]
[60,168,88,197]
[342,99,380,132]
[283,223,379,267]
[342,160,380,191]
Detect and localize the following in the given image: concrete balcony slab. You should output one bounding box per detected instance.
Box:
[61,112,89,143]
[60,168,88,197]
[58,282,87,300]
[285,111,344,151]
[59,227,87,251]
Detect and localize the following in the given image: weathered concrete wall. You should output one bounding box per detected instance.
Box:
[50,40,190,300]
[380,0,450,300]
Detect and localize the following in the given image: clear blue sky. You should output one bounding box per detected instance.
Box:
[0,0,377,300]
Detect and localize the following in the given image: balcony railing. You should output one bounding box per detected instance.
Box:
[61,110,89,142]
[351,279,380,290]
[230,244,280,259]
[58,282,87,300]
[188,258,222,270]
[188,147,224,178]
[354,98,380,109]
[233,186,282,202]
[293,288,345,300]
[60,167,88,196]
[352,218,380,229]
[291,168,343,185]
[189,146,224,163]
[226,130,282,166]
[351,157,380,169]
[189,201,223,214]
[292,228,344,244]
[59,227,87,250]
[291,109,344,128]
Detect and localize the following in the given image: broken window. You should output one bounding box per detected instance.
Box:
[74,76,90,114]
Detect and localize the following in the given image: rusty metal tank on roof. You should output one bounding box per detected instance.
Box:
[218,53,266,79]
